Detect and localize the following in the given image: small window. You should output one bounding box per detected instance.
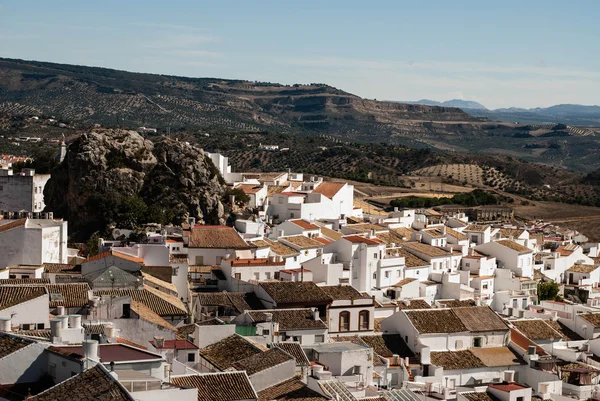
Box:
[482,283,488,290]
[405,335,408,343]
[315,335,325,343]
[339,311,350,332]
[123,303,131,318]
[254,272,260,280]
[397,270,401,277]
[172,267,178,277]
[517,397,524,401]
[359,310,370,330]
[373,253,378,259]
[290,213,295,218]
[473,337,482,348]
[9,274,16,279]
[263,329,270,336]
[385,271,390,279]
[21,324,30,330]
[187,353,195,362]
[373,273,377,280]
[465,262,470,268]
[265,272,271,280]
[22,275,29,279]
[37,323,44,330]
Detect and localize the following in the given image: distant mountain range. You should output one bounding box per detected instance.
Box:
[403,99,600,126]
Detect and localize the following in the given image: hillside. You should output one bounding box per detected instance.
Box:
[2,58,600,172]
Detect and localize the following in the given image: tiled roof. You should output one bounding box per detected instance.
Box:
[194,292,257,313]
[320,285,372,301]
[275,342,310,366]
[446,227,468,241]
[498,229,527,239]
[176,323,198,340]
[233,347,294,375]
[0,218,26,233]
[430,350,485,370]
[345,223,388,233]
[227,258,285,267]
[312,182,345,199]
[82,323,107,335]
[437,299,477,307]
[150,339,197,350]
[0,286,46,311]
[94,285,187,317]
[131,300,176,331]
[422,228,445,238]
[28,364,133,401]
[402,242,451,257]
[141,265,173,282]
[46,283,90,307]
[314,237,331,245]
[43,263,81,274]
[395,249,429,268]
[461,392,494,401]
[198,334,263,371]
[405,309,467,333]
[115,337,148,350]
[280,235,324,249]
[247,309,327,331]
[392,278,417,288]
[0,278,50,285]
[263,239,300,257]
[509,328,549,357]
[319,226,343,241]
[189,225,249,249]
[544,320,583,341]
[171,372,257,401]
[49,343,161,363]
[512,319,562,340]
[170,254,189,264]
[488,383,529,392]
[452,306,508,332]
[396,299,432,310]
[376,230,408,246]
[259,282,332,305]
[343,235,384,245]
[236,183,264,194]
[84,249,144,264]
[469,347,524,367]
[258,377,329,401]
[360,334,414,359]
[567,264,598,273]
[579,313,600,328]
[464,224,490,232]
[0,333,34,358]
[141,272,177,293]
[496,240,531,253]
[14,329,51,339]
[289,219,319,230]
[391,227,416,240]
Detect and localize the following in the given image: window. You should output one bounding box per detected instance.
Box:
[373,253,378,259]
[278,197,283,204]
[339,311,350,332]
[123,303,131,318]
[473,337,482,348]
[21,324,30,330]
[22,275,29,279]
[235,273,241,280]
[172,267,178,277]
[37,323,44,330]
[263,329,270,335]
[9,275,16,279]
[517,397,524,401]
[293,256,298,262]
[405,335,408,343]
[359,310,370,330]
[397,270,401,277]
[372,273,377,280]
[315,335,325,343]
[385,271,390,279]
[290,213,295,218]
[482,283,488,290]
[254,272,260,280]
[187,353,195,362]
[465,262,470,268]
[265,272,271,280]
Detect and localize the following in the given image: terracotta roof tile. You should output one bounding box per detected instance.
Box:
[233,347,294,375]
[461,392,494,401]
[0,278,50,285]
[150,339,197,350]
[567,264,598,273]
[263,239,299,257]
[452,306,508,332]
[279,235,325,249]
[496,240,531,253]
[236,183,264,194]
[29,364,133,401]
[544,320,583,341]
[131,300,177,331]
[0,286,46,310]
[343,235,384,245]
[430,350,485,370]
[189,226,249,249]
[198,334,263,371]
[274,342,310,366]
[402,242,451,257]
[312,182,345,199]
[247,309,328,331]
[512,319,562,340]
[43,264,81,274]
[397,299,432,310]
[0,333,34,358]
[115,337,148,350]
[259,282,332,305]
[395,249,429,268]
[320,285,372,301]
[437,299,477,308]
[360,334,414,360]
[509,328,549,357]
[464,224,490,232]
[392,278,416,288]
[171,372,257,401]
[446,227,468,241]
[469,347,524,367]
[405,309,467,333]
[318,226,343,241]
[141,271,177,293]
[94,285,187,317]
[258,377,328,401]
[580,313,600,328]
[289,219,319,230]
[0,218,26,233]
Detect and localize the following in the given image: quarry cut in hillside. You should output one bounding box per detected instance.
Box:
[44,129,227,239]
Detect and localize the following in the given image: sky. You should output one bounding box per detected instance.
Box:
[1,1,599,109]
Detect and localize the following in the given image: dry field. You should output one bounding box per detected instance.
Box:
[411,163,525,192]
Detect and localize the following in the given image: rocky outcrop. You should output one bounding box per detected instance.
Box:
[44,129,226,239]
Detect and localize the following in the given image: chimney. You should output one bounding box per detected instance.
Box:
[83,340,99,361]
[56,306,65,316]
[264,313,273,322]
[313,308,320,321]
[442,226,447,235]
[0,317,11,332]
[68,314,81,329]
[104,324,116,339]
[154,336,165,348]
[392,354,400,366]
[58,315,69,330]
[50,319,63,343]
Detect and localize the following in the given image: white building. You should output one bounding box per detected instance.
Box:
[0,218,68,268]
[0,168,51,212]
[476,240,534,278]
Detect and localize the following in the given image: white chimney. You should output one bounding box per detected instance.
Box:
[392,354,400,366]
[313,308,320,321]
[68,315,81,329]
[503,370,515,383]
[50,319,63,343]
[104,324,115,338]
[0,317,11,332]
[58,315,69,329]
[154,336,165,348]
[56,306,65,315]
[83,340,99,361]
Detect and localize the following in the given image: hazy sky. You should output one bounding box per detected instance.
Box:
[1,1,599,109]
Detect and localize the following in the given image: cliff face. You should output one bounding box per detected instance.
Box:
[44,129,226,239]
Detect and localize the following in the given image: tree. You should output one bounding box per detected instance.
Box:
[538,282,560,301]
